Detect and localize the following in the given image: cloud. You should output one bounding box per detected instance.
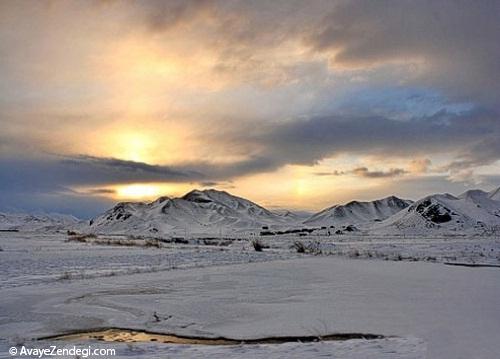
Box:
[105,0,500,107]
[314,167,406,179]
[2,0,498,108]
[1,108,499,195]
[0,154,203,217]
[131,0,216,33]
[1,1,499,215]
[80,188,117,195]
[191,108,499,181]
[434,137,500,184]
[409,158,432,174]
[446,169,483,185]
[188,156,281,179]
[307,0,500,106]
[0,153,279,197]
[198,181,221,187]
[60,155,203,182]
[314,170,346,176]
[443,138,500,172]
[253,108,500,168]
[0,155,202,196]
[351,167,406,178]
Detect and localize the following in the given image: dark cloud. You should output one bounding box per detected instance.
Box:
[307,0,500,106]
[314,167,407,179]
[130,0,216,33]
[351,167,406,179]
[314,170,345,176]
[149,108,498,182]
[0,155,203,217]
[81,188,117,195]
[60,155,203,182]
[198,181,220,187]
[254,108,500,168]
[0,155,202,191]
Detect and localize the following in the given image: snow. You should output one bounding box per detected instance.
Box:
[304,196,412,227]
[85,187,500,238]
[89,189,295,236]
[1,186,500,358]
[0,232,299,289]
[487,187,500,201]
[1,232,500,359]
[0,212,78,232]
[374,190,500,235]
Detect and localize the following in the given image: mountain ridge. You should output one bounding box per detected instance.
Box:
[2,186,499,236]
[0,212,79,231]
[87,187,500,236]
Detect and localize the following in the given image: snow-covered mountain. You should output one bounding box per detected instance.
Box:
[303,196,412,228]
[85,186,500,237]
[373,188,500,235]
[0,212,79,232]
[89,189,298,236]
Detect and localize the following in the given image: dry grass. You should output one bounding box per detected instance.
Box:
[251,239,265,251]
[67,233,163,248]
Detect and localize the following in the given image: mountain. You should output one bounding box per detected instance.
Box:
[89,189,298,236]
[0,212,79,232]
[303,196,412,228]
[87,186,500,237]
[374,188,500,235]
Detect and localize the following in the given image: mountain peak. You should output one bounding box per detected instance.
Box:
[181,188,234,203]
[458,189,487,200]
[182,189,214,203]
[149,196,171,205]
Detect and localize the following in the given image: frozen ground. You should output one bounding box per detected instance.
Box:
[1,232,499,358]
[0,232,298,289]
[267,234,500,265]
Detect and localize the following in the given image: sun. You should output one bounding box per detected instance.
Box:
[115,184,162,200]
[108,182,192,201]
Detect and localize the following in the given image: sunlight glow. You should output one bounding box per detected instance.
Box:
[105,131,159,163]
[115,184,162,199]
[104,182,193,201]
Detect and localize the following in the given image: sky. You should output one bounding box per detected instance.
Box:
[1,0,499,218]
